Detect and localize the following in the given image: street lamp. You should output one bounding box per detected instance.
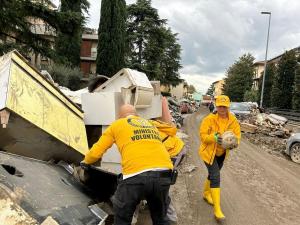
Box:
[260,11,271,108]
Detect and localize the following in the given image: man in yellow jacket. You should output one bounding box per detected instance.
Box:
[198,95,241,221]
[82,104,174,225]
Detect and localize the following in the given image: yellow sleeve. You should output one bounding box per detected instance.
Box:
[199,117,215,144]
[232,118,241,144]
[83,124,115,164]
[150,120,177,136]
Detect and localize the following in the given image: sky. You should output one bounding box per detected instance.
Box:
[53,0,300,93]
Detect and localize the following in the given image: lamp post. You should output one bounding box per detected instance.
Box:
[260,11,271,108]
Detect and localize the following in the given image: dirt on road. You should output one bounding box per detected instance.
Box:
[137,108,300,225]
[168,107,300,225]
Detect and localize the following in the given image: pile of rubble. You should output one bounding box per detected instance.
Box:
[167,97,184,127]
[239,110,291,138]
[239,109,291,155]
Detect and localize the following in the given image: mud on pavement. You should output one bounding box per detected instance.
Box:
[138,107,300,225]
[171,108,300,225]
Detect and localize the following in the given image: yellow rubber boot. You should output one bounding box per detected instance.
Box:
[211,188,225,221]
[202,179,213,205]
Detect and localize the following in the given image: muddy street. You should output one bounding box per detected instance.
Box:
[168,107,300,225]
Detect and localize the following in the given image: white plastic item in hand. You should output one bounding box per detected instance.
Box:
[221,131,238,149]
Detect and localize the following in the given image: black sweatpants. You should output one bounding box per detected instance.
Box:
[111,171,172,225]
[204,153,226,188]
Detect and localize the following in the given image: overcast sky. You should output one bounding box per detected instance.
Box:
[53,0,300,93]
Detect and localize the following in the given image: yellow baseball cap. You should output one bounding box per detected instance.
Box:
[215,95,230,107]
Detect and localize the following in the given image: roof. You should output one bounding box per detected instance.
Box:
[253,61,265,65]
[82,33,98,40]
[268,45,300,63]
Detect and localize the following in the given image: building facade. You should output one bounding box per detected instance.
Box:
[253,46,300,90]
[212,79,224,96]
[160,81,188,99]
[253,61,265,90]
[80,30,98,78]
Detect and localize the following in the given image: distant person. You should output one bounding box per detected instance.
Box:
[198,95,241,221]
[208,101,214,112]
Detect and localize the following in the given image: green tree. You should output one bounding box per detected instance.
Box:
[271,50,297,109]
[55,0,90,66]
[206,83,215,96]
[0,0,55,58]
[96,0,126,77]
[292,64,300,110]
[0,0,88,65]
[258,63,276,107]
[158,28,182,86]
[187,84,196,94]
[270,71,282,108]
[243,89,258,102]
[223,53,255,102]
[126,0,182,85]
[47,63,82,91]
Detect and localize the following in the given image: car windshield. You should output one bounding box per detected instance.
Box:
[230,103,250,111]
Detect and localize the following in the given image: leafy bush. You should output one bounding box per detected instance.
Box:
[243,89,258,102]
[47,64,82,91]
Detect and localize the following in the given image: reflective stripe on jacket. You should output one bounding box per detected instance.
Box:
[198,112,241,165]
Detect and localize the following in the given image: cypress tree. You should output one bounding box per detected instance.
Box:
[271,50,297,109]
[55,0,89,66]
[96,0,126,77]
[126,0,182,85]
[292,64,300,110]
[223,53,255,102]
[258,63,276,107]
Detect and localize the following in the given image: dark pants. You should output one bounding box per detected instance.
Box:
[204,153,226,188]
[112,171,171,225]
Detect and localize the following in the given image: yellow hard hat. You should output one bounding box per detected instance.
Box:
[215,95,230,107]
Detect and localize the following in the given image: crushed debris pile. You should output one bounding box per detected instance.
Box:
[168,98,184,127]
[239,109,291,156]
[243,133,287,156]
[239,109,291,138]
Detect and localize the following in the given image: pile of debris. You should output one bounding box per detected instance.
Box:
[243,132,286,156]
[239,109,292,156]
[167,97,184,127]
[239,110,291,138]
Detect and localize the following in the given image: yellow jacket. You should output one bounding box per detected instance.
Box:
[198,112,241,165]
[84,116,173,175]
[150,120,185,157]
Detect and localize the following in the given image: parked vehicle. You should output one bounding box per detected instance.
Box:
[230,102,251,118]
[180,99,191,114]
[285,133,300,164]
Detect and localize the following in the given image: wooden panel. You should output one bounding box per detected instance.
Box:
[42,89,70,144]
[0,54,11,110]
[80,40,92,57]
[67,112,88,155]
[6,61,88,154]
[80,61,90,77]
[7,63,45,128]
[11,53,84,118]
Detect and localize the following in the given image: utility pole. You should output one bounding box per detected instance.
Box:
[260,11,271,108]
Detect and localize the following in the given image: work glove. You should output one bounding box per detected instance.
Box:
[214,133,222,145]
[80,161,90,170]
